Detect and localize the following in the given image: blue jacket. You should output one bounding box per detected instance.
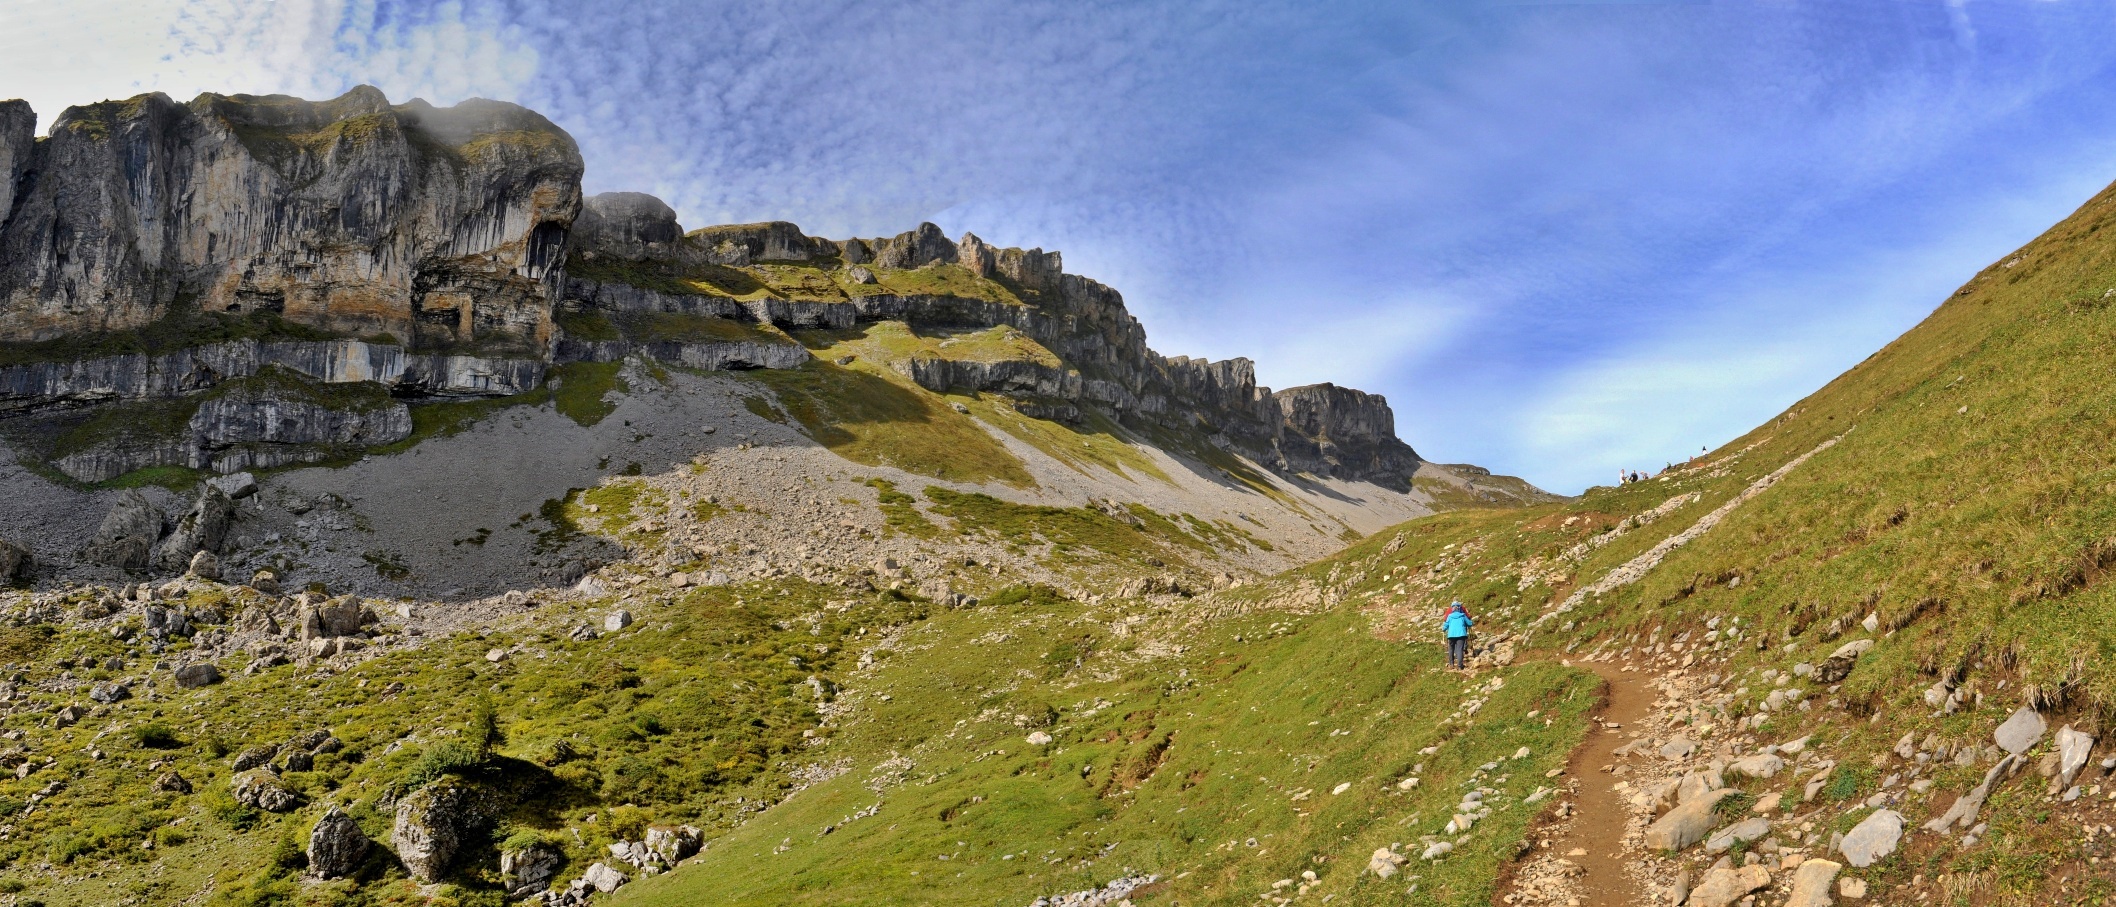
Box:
[1444,608,1472,639]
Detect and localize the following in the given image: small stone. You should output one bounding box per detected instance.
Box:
[1332,782,1352,796]
[1026,731,1053,746]
[1839,876,1868,899]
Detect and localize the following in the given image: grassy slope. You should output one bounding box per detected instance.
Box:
[1227,176,2116,902]
[615,596,1596,907]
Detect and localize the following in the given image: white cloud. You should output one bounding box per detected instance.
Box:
[0,0,535,132]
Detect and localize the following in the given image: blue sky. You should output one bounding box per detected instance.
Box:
[7,1,2116,492]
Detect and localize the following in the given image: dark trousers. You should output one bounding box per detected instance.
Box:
[1447,636,1468,669]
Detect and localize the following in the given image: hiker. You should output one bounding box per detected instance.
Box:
[1442,601,1473,670]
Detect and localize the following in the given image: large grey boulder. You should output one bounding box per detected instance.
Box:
[1995,707,2045,755]
[1838,809,1903,868]
[307,806,371,879]
[84,491,165,569]
[153,487,234,572]
[1677,765,1725,804]
[1728,752,1784,780]
[1644,788,1734,851]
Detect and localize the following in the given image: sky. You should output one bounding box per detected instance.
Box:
[5,1,2116,493]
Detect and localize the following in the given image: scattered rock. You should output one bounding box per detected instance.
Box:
[173,663,222,688]
[1645,789,1735,852]
[1729,752,1784,780]
[308,806,371,879]
[88,681,129,703]
[1368,846,1408,878]
[605,610,634,632]
[502,842,565,897]
[1837,810,1903,868]
[152,771,192,794]
[186,550,221,581]
[2054,726,2096,790]
[1689,862,1770,907]
[1839,876,1868,899]
[1785,858,1842,907]
[583,861,628,892]
[1994,707,2045,755]
[232,769,301,812]
[1027,731,1053,746]
[1704,817,1771,854]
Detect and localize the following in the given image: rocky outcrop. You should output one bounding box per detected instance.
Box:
[571,192,683,260]
[0,538,29,583]
[0,339,545,412]
[0,100,31,227]
[688,221,839,265]
[554,338,809,371]
[0,86,581,349]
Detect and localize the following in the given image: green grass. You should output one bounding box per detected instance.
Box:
[739,360,1034,487]
[866,478,942,539]
[0,308,338,367]
[552,361,628,427]
[614,597,1597,907]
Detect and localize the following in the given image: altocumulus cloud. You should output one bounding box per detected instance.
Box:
[9,1,2116,491]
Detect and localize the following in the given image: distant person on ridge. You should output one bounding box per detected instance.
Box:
[1443,601,1473,671]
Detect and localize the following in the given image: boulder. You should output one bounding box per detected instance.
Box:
[583,861,629,892]
[1839,877,1868,899]
[1689,863,1771,907]
[605,609,634,632]
[153,487,234,572]
[1660,737,1697,760]
[173,663,222,688]
[502,842,565,897]
[2055,726,2096,790]
[393,783,465,882]
[0,538,31,583]
[1924,754,2017,835]
[186,550,221,581]
[644,824,702,865]
[88,681,129,703]
[1704,817,1771,854]
[1817,639,1875,683]
[1994,707,2045,756]
[206,471,259,499]
[1644,789,1734,852]
[1837,810,1903,868]
[232,744,280,772]
[1729,752,1784,780]
[232,769,301,812]
[84,491,165,569]
[307,806,371,879]
[1785,858,1842,907]
[152,771,192,794]
[1678,765,1725,803]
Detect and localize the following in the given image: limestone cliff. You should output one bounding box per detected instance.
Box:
[0,86,580,352]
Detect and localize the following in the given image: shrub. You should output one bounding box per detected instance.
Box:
[131,723,181,749]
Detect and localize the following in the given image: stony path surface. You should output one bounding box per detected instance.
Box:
[1502,660,1656,907]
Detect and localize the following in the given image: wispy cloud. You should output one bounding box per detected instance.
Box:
[8,1,2116,493]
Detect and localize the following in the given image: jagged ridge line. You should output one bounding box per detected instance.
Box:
[1536,432,1846,624]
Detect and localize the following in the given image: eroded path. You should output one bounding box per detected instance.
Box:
[1501,659,1659,907]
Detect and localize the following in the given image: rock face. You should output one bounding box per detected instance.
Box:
[0,100,31,225]
[307,806,371,879]
[0,86,580,349]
